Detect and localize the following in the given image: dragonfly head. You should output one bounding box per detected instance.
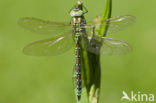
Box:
[75,1,83,10]
[69,1,88,17]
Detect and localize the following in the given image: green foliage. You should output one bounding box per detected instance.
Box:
[99,0,112,37]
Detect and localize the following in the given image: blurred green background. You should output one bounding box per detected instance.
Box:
[0,0,156,103]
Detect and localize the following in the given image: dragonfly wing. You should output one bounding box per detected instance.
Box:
[18,17,71,36]
[23,33,73,56]
[100,37,132,55]
[104,15,136,34]
[84,15,136,35]
[86,37,132,55]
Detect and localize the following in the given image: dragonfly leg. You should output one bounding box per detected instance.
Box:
[69,6,74,14]
[83,5,88,14]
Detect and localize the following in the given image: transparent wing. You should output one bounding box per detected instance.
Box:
[86,37,132,55]
[23,32,73,56]
[18,17,71,36]
[106,15,136,34]
[84,15,136,35]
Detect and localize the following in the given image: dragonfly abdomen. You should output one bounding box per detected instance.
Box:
[72,16,86,101]
[75,39,81,100]
[72,18,83,101]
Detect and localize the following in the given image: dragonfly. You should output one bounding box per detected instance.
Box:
[18,0,135,101]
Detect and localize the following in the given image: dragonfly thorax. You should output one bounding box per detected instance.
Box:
[70,9,83,17]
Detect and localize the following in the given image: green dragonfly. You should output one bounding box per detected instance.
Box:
[18,11,136,56]
[18,1,135,101]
